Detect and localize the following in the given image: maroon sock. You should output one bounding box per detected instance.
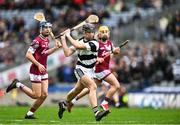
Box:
[104,97,110,103]
[30,107,36,113]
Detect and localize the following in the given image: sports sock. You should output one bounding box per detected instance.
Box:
[92,106,99,116]
[101,97,110,105]
[26,107,36,116]
[71,97,77,104]
[16,82,24,88]
[62,100,69,108]
[115,102,120,107]
[27,111,34,116]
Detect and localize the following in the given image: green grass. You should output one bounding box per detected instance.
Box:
[0,106,180,125]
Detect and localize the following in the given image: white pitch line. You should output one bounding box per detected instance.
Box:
[13,120,23,122]
[50,120,61,123]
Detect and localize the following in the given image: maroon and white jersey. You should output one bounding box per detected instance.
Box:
[28,35,50,75]
[95,40,114,73]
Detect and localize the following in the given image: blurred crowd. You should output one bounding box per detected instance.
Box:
[0,0,180,90]
[145,9,180,42]
[0,0,177,69]
[160,10,180,39]
[115,41,178,90]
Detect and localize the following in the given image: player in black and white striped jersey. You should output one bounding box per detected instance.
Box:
[58,23,109,121]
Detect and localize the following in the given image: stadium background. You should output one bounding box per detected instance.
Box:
[0,0,180,124]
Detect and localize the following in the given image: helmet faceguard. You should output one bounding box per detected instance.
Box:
[82,23,95,33]
[39,21,52,36]
[39,21,52,28]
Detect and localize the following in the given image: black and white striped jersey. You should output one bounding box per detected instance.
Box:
[73,38,99,68]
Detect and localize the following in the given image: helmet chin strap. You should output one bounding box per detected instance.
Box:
[40,27,42,34]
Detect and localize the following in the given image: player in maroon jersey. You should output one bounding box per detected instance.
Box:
[66,26,121,112]
[94,26,121,111]
[6,21,61,119]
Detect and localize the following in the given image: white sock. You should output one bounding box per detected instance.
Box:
[16,82,24,88]
[71,97,77,104]
[115,102,120,107]
[101,100,108,105]
[27,111,34,116]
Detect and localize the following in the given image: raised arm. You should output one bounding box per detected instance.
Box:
[61,34,75,57]
[46,39,61,55]
[65,29,86,49]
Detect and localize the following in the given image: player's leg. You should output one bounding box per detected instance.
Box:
[72,79,102,103]
[102,73,120,111]
[25,79,48,119]
[80,75,97,107]
[58,80,85,118]
[67,80,85,102]
[67,88,90,112]
[24,82,42,119]
[6,79,41,99]
[66,81,85,112]
[76,88,89,101]
[113,91,120,107]
[80,75,109,121]
[69,79,102,112]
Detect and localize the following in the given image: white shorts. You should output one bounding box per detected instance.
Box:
[74,65,95,80]
[95,70,111,80]
[30,73,48,83]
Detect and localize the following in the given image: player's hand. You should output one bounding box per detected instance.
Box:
[64,29,71,37]
[55,39,61,48]
[60,30,67,36]
[61,34,66,40]
[47,27,52,33]
[37,64,46,73]
[113,47,120,55]
[60,34,66,45]
[96,57,104,64]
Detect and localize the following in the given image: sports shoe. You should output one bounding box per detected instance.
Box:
[25,114,37,119]
[67,102,73,113]
[58,102,66,119]
[6,79,19,93]
[95,110,109,121]
[101,103,109,111]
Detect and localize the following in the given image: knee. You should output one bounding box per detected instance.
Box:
[113,83,121,91]
[116,84,121,90]
[32,94,41,99]
[89,84,97,91]
[41,92,48,99]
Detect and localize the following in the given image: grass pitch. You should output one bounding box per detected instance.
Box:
[0,106,180,125]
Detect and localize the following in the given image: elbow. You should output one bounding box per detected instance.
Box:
[26,52,31,59]
[25,52,29,59]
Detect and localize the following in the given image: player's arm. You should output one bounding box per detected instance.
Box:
[26,51,40,66]
[61,34,75,57]
[46,39,60,55]
[65,29,86,49]
[26,41,46,73]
